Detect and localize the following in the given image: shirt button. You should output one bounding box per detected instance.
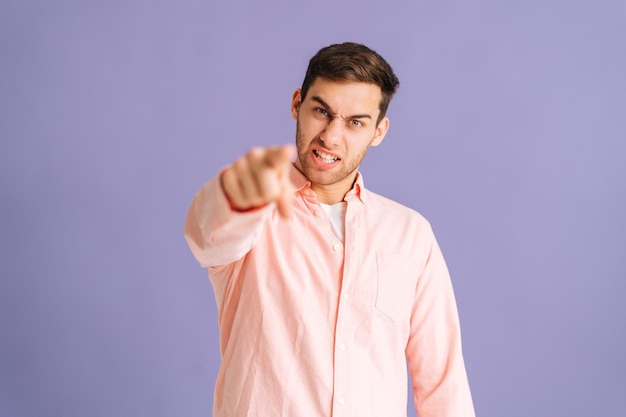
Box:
[337,397,345,405]
[333,243,341,251]
[343,292,350,300]
[339,343,346,351]
[314,209,322,217]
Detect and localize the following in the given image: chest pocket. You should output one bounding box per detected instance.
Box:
[374,252,416,323]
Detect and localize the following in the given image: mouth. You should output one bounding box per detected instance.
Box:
[313,149,340,165]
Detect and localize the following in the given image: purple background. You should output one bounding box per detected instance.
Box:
[1,0,624,416]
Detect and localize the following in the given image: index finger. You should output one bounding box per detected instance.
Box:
[265,145,295,218]
[263,144,294,170]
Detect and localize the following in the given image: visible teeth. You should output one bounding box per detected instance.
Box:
[314,150,338,163]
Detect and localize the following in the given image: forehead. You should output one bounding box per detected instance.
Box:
[304,77,382,114]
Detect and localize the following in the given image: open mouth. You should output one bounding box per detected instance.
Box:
[313,149,340,164]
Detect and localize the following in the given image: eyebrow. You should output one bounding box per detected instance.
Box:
[311,95,372,120]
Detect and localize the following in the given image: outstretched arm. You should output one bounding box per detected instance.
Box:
[184,145,294,268]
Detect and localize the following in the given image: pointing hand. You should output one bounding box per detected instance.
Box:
[221,145,295,218]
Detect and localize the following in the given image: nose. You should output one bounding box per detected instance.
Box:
[320,118,343,147]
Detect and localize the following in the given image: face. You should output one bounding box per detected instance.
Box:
[291,77,389,202]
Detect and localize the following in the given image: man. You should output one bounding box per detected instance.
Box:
[185,42,475,417]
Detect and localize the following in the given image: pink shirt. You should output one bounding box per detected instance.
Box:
[185,166,475,417]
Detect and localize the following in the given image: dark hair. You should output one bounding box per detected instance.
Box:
[300,42,400,124]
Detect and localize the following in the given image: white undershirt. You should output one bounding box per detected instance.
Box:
[320,202,347,243]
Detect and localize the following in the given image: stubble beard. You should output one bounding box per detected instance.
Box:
[295,120,371,187]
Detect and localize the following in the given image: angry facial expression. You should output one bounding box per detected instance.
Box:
[291,77,389,203]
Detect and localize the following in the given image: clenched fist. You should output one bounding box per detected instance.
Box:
[221,145,295,218]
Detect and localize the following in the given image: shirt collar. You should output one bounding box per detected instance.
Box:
[289,164,367,204]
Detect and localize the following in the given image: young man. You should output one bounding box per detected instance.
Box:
[185,42,475,417]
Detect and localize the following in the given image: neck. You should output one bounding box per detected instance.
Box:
[292,162,359,204]
[312,187,345,204]
[310,174,357,204]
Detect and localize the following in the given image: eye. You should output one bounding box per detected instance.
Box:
[315,108,329,117]
[350,119,363,127]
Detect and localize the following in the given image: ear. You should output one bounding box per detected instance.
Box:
[370,116,389,147]
[291,89,302,120]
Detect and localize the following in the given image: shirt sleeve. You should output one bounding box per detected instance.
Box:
[406,232,476,417]
[184,174,273,268]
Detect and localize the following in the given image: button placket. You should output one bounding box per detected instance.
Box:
[331,199,357,416]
